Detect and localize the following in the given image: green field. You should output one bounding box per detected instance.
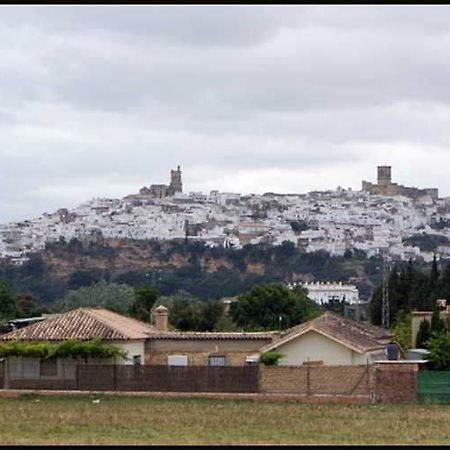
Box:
[1,394,450,445]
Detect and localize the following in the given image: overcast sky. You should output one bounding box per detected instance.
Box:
[1,5,450,223]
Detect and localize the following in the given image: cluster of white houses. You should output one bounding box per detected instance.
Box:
[1,166,450,265]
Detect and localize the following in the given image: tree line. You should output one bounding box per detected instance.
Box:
[0,238,397,307]
[0,277,322,333]
[370,255,450,326]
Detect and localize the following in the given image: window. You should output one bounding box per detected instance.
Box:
[39,358,58,377]
[208,355,226,367]
[132,355,142,365]
[167,355,188,366]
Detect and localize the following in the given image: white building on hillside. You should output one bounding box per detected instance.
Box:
[292,281,360,305]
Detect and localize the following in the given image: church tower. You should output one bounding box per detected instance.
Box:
[169,165,182,195]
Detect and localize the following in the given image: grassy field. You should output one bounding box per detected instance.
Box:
[1,394,450,445]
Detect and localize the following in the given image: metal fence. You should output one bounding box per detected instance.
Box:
[0,360,421,404]
[418,371,450,404]
[77,365,260,393]
[1,362,260,393]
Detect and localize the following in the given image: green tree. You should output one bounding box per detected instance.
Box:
[197,300,224,331]
[53,280,136,315]
[430,308,446,334]
[157,291,202,331]
[213,314,239,331]
[230,283,321,331]
[430,255,440,285]
[167,297,200,331]
[129,286,160,323]
[427,332,450,370]
[0,281,20,321]
[391,310,412,351]
[416,319,431,348]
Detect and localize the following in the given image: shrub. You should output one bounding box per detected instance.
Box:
[259,351,284,366]
[416,319,431,348]
[427,332,450,370]
[0,339,128,360]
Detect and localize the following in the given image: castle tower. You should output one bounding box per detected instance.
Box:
[377,166,392,186]
[169,165,182,194]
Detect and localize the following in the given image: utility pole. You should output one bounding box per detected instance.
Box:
[184,219,189,245]
[381,252,390,329]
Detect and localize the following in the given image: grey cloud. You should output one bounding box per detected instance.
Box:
[0,5,302,47]
[1,5,450,222]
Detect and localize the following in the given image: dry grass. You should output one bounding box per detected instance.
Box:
[1,394,450,445]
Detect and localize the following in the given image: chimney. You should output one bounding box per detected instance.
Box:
[154,305,169,332]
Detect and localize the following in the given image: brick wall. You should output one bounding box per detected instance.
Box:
[374,362,419,404]
[145,339,270,366]
[148,351,255,366]
[259,365,371,396]
[260,366,308,394]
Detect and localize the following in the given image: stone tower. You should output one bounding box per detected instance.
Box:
[377,166,392,186]
[169,165,182,194]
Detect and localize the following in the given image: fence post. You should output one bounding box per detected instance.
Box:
[366,359,370,397]
[3,359,8,390]
[372,363,378,404]
[306,357,311,396]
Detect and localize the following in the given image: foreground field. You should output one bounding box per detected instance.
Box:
[1,394,450,445]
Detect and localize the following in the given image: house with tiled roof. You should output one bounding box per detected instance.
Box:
[0,307,165,387]
[258,311,393,366]
[0,306,393,376]
[145,329,278,366]
[0,306,279,375]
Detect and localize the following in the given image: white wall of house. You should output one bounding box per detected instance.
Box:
[274,330,376,366]
[5,340,146,381]
[114,340,145,365]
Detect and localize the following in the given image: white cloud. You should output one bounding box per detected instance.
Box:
[0,5,449,222]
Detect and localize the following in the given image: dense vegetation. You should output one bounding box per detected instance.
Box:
[3,237,450,337]
[0,238,393,308]
[229,283,321,331]
[0,338,127,360]
[370,256,450,326]
[402,233,450,252]
[0,275,322,332]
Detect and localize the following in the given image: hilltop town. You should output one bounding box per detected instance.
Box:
[1,166,449,265]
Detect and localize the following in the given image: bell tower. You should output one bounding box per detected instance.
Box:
[169,165,182,194]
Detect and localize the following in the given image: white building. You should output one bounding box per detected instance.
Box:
[293,281,360,305]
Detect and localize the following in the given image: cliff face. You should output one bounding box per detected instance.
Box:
[39,238,246,279]
[0,237,378,304]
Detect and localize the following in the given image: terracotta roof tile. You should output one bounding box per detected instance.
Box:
[260,311,393,353]
[147,331,278,341]
[0,308,158,341]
